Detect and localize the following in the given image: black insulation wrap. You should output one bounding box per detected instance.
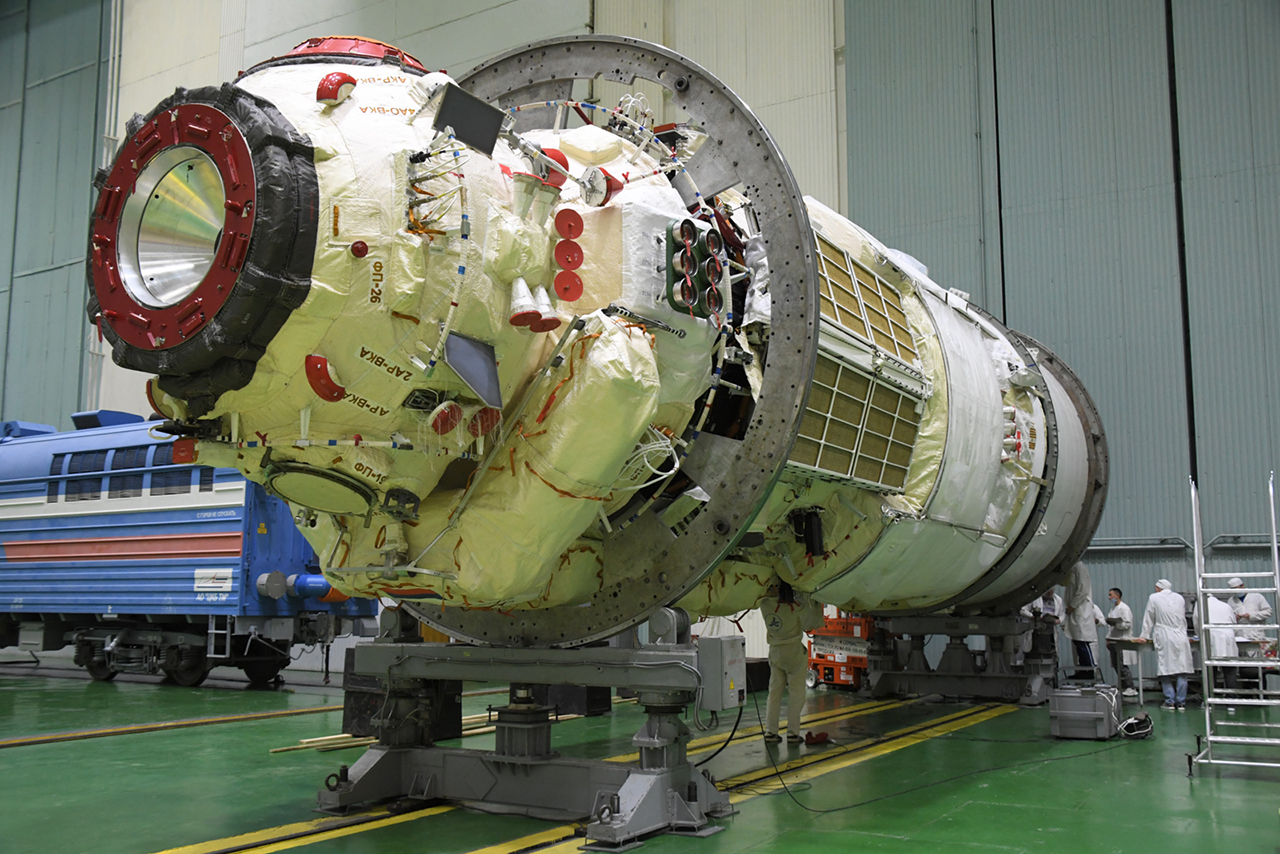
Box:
[86,83,319,416]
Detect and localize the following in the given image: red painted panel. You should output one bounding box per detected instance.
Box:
[1,532,243,562]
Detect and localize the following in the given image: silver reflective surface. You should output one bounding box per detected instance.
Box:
[118,147,225,308]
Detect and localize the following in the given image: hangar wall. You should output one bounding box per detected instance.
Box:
[0,0,113,430]
[845,0,1280,601]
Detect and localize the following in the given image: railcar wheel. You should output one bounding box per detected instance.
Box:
[164,647,209,687]
[164,665,209,687]
[240,658,285,685]
[85,661,117,682]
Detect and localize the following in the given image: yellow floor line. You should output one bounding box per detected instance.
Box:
[725,704,1019,802]
[152,806,456,854]
[0,706,340,750]
[456,704,1019,854]
[609,698,908,764]
[463,824,580,854]
[155,700,1008,854]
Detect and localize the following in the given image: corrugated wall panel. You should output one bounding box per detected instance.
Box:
[0,1,28,413]
[844,1,991,310]
[668,1,839,209]
[1,0,102,427]
[1174,0,1280,546]
[996,0,1191,546]
[240,0,591,75]
[592,0,667,125]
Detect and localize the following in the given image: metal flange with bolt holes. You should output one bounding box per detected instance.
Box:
[403,36,820,648]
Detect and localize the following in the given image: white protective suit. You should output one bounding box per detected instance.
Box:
[1140,588,1194,676]
[1229,589,1273,642]
[1107,600,1138,667]
[1202,595,1239,659]
[1063,563,1095,642]
[761,592,824,737]
[1018,592,1064,655]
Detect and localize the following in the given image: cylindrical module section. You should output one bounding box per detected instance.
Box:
[85,35,1106,647]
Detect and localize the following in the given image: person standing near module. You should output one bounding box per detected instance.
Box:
[1063,563,1098,680]
[760,579,824,744]
[1227,577,1273,645]
[1105,588,1138,698]
[1135,579,1195,711]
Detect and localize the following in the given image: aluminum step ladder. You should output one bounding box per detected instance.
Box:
[1191,473,1280,772]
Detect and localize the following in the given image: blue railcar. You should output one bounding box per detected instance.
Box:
[0,412,377,685]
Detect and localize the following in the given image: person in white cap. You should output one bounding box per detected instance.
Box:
[1135,579,1194,710]
[1227,577,1272,644]
[1105,587,1138,698]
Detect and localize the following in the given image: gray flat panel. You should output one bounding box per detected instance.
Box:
[844,1,990,307]
[11,68,99,275]
[2,0,101,425]
[0,6,25,87]
[1173,0,1280,539]
[3,266,85,428]
[0,3,25,413]
[25,0,101,85]
[996,0,1190,542]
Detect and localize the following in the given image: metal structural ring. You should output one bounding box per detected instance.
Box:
[405,35,821,648]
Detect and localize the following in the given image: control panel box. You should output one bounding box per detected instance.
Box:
[696,635,746,711]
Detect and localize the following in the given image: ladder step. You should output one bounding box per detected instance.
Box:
[1200,587,1277,595]
[1200,624,1279,631]
[1204,658,1280,666]
[1205,697,1280,706]
[1205,735,1280,746]
[1201,572,1277,578]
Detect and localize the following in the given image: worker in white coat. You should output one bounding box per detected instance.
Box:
[760,579,823,743]
[1227,576,1273,644]
[1105,587,1138,698]
[1019,589,1064,658]
[1135,579,1194,710]
[1063,563,1097,679]
[1201,593,1240,691]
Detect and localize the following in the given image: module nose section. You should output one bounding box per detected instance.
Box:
[87,83,318,416]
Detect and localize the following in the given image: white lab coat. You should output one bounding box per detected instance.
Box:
[1203,596,1239,659]
[1230,591,1273,642]
[1140,589,1194,676]
[1063,564,1095,642]
[1018,593,1064,654]
[1107,601,1137,666]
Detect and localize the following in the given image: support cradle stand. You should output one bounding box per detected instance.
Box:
[318,614,740,850]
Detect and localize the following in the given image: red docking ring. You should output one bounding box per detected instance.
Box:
[90,103,255,352]
[86,83,319,417]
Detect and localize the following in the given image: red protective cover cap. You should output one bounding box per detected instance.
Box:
[431,402,463,435]
[468,407,502,437]
[305,355,346,402]
[542,148,570,187]
[554,240,583,271]
[554,208,583,240]
[554,270,583,302]
[280,37,427,72]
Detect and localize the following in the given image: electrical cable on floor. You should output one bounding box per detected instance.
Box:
[748,689,1138,816]
[694,702,744,767]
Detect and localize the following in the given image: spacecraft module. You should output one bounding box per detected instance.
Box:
[86,36,1107,647]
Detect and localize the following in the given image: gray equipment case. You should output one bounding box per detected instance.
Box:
[1049,683,1121,739]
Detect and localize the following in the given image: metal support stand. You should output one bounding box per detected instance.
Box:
[865,614,1053,704]
[318,609,741,850]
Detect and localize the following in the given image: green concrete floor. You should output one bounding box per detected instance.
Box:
[0,672,1276,854]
